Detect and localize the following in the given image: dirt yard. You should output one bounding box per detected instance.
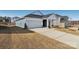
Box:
[55,27,79,36]
[0,26,74,49]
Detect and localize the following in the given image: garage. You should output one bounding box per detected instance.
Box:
[25,20,43,28]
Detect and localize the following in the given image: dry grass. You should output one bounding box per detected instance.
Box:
[0,26,74,49]
[55,27,79,36]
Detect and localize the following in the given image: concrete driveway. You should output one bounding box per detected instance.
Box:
[30,28,79,48]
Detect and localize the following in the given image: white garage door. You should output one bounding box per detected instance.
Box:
[26,20,43,28]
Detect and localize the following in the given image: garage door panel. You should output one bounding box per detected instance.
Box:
[26,20,42,28]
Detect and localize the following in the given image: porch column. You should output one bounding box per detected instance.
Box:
[47,19,49,28]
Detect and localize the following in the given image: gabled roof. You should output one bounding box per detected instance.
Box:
[16,11,68,21]
[16,13,62,21]
[16,17,25,21]
[24,13,56,18]
[30,10,44,15]
[43,14,52,18]
[24,10,44,18]
[54,14,61,17]
[13,16,20,19]
[24,14,43,18]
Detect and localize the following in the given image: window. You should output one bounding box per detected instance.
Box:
[60,18,65,23]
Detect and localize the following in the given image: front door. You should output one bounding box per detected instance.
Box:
[43,20,47,27]
[24,23,28,29]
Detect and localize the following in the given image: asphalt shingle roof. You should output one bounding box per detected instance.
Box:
[24,14,43,18]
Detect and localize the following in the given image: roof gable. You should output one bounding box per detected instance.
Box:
[24,10,44,18]
[30,10,44,15]
[25,14,43,18]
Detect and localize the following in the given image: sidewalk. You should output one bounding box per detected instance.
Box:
[30,28,79,48]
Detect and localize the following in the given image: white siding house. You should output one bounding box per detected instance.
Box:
[16,11,69,29]
[16,14,44,28]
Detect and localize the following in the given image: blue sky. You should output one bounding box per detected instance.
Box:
[0,10,79,20]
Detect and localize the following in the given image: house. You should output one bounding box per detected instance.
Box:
[16,11,69,29]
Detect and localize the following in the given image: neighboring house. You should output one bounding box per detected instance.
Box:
[16,11,69,29]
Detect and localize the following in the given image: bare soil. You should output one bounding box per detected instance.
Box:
[0,26,74,49]
[55,27,79,36]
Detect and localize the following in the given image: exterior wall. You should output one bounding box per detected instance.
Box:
[59,17,65,28]
[59,23,65,28]
[47,14,68,28]
[47,14,61,27]
[59,17,69,28]
[16,19,26,28]
[53,17,60,27]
